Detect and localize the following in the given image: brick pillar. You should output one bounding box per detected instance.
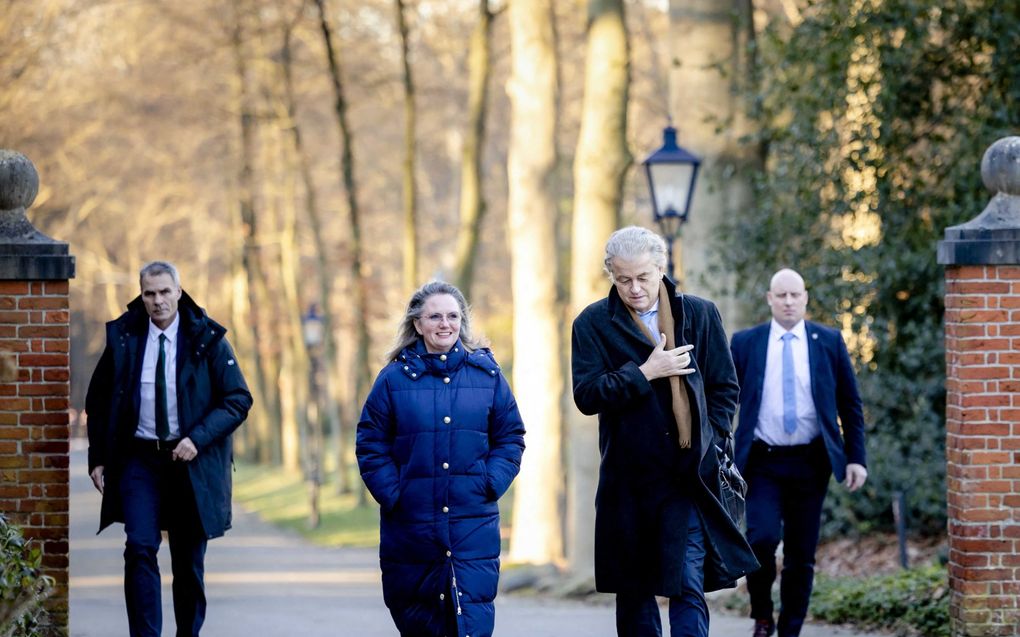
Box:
[938,136,1020,636]
[0,151,75,636]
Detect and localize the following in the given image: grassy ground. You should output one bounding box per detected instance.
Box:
[233,461,380,547]
[233,460,516,549]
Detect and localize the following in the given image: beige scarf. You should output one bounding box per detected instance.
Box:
[626,281,693,448]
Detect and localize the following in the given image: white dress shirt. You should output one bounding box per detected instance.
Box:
[638,301,660,341]
[136,314,181,440]
[755,319,819,446]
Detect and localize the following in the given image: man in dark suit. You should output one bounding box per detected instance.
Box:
[729,268,868,637]
[86,261,252,637]
[572,226,758,637]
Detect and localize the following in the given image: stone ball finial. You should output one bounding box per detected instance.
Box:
[0,150,40,211]
[939,136,1020,266]
[981,136,1020,197]
[0,150,74,279]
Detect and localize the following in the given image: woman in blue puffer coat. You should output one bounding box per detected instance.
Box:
[357,281,526,637]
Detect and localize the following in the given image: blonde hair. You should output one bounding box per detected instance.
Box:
[385,280,485,361]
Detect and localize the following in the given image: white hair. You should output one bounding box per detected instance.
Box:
[139,261,180,287]
[603,226,668,280]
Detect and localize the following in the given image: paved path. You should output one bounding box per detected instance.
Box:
[69,446,883,636]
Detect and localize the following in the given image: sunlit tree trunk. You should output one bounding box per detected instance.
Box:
[263,104,308,473]
[335,293,359,495]
[315,0,373,503]
[395,0,418,293]
[452,0,494,299]
[506,0,564,566]
[566,0,630,579]
[225,177,269,463]
[229,238,260,462]
[191,214,212,310]
[230,0,280,464]
[668,0,756,328]
[279,23,349,493]
[102,278,121,323]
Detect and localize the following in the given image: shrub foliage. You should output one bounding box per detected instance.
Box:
[810,564,950,637]
[0,514,53,637]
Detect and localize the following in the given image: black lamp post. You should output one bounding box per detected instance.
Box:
[302,304,324,351]
[642,126,701,281]
[302,304,324,529]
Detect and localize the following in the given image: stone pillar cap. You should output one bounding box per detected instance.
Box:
[0,150,75,279]
[0,150,53,243]
[938,136,1020,265]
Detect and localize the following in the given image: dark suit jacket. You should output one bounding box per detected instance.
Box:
[729,321,866,483]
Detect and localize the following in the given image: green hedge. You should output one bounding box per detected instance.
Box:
[0,513,52,637]
[810,563,949,637]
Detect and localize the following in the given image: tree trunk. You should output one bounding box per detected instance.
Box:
[395,0,418,293]
[314,0,373,503]
[506,0,564,566]
[263,101,308,474]
[250,21,304,474]
[225,162,269,464]
[279,23,349,493]
[452,0,494,299]
[566,0,631,578]
[230,0,281,464]
[668,0,756,329]
[229,228,264,463]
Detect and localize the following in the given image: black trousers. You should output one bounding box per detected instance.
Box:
[615,506,708,637]
[744,439,830,637]
[120,444,207,637]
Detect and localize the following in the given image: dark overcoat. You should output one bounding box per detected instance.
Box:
[571,279,758,594]
[729,320,867,481]
[357,339,525,637]
[86,292,253,538]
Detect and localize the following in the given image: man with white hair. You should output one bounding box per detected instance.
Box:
[572,226,758,637]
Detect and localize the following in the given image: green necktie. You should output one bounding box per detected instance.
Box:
[156,334,169,440]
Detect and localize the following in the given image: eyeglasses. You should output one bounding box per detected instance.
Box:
[422,313,462,325]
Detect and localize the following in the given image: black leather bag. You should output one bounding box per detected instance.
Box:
[715,436,747,528]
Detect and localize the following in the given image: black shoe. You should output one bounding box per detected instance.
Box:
[752,619,775,637]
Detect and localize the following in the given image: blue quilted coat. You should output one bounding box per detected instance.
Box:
[357,339,525,637]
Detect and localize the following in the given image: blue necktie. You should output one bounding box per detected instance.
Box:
[781,332,797,435]
[156,334,169,440]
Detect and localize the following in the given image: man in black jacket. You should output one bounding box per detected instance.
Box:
[86,261,252,637]
[571,226,757,637]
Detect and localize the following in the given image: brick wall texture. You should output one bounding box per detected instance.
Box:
[0,280,70,635]
[944,265,1020,636]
